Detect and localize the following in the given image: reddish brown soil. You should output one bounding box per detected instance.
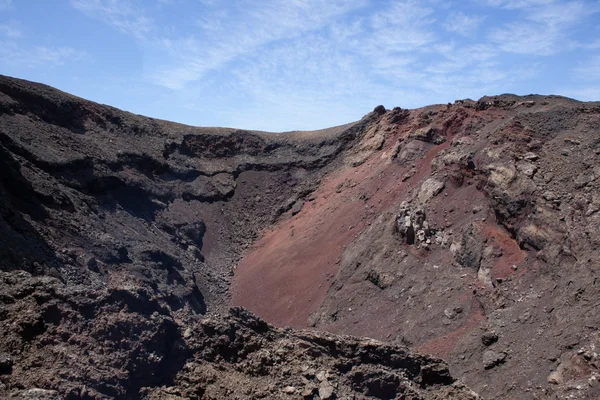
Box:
[418,309,486,359]
[480,222,526,281]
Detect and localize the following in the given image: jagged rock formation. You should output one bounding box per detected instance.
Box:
[0,271,476,399]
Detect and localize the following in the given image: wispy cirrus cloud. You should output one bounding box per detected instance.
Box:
[137,0,597,129]
[488,0,597,55]
[0,22,20,37]
[490,22,558,55]
[148,0,368,89]
[443,11,484,36]
[32,46,84,66]
[560,54,600,101]
[0,1,87,73]
[484,0,555,9]
[58,0,600,130]
[157,0,440,129]
[0,42,84,67]
[70,0,152,39]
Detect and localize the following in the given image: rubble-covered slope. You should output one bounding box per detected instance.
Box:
[232,97,600,399]
[0,272,477,399]
[0,75,476,399]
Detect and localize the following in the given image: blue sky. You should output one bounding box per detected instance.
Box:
[0,0,599,131]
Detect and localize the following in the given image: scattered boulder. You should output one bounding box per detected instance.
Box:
[291,200,304,216]
[444,308,457,320]
[410,126,445,144]
[483,350,507,369]
[547,370,563,384]
[454,223,484,270]
[282,386,296,394]
[318,383,335,400]
[366,269,395,289]
[432,148,475,171]
[0,353,12,375]
[396,202,437,246]
[487,165,516,190]
[398,140,428,163]
[481,332,499,346]
[418,178,445,204]
[390,140,403,159]
[373,105,386,114]
[516,161,537,178]
[574,167,600,188]
[522,152,539,161]
[518,224,553,250]
[14,389,60,400]
[545,350,598,388]
[174,221,207,249]
[183,173,237,201]
[85,256,100,272]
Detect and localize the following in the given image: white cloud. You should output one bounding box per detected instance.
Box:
[56,0,600,129]
[487,1,596,55]
[443,12,484,36]
[368,1,435,51]
[146,0,368,89]
[197,0,519,128]
[70,0,152,39]
[336,1,436,84]
[490,22,558,55]
[570,39,600,50]
[32,46,84,66]
[145,0,542,121]
[0,23,20,37]
[0,41,84,67]
[527,1,590,26]
[426,43,497,74]
[157,1,440,128]
[483,0,557,9]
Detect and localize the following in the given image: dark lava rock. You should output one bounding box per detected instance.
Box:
[0,353,13,375]
[291,200,304,216]
[483,350,507,369]
[482,332,499,346]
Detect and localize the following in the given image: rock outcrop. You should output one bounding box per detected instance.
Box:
[0,270,477,399]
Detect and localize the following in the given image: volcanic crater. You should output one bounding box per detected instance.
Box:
[1,75,600,399]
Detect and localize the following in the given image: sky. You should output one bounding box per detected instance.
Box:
[0,0,599,132]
